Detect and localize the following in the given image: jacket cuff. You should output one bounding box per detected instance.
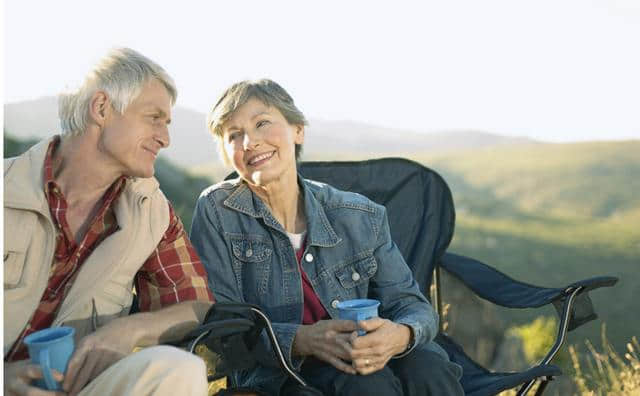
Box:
[273,322,305,371]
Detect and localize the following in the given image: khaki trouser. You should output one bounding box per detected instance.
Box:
[78,346,208,396]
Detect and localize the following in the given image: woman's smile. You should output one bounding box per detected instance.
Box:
[247,150,275,167]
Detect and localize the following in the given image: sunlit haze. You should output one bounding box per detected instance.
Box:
[4,0,640,142]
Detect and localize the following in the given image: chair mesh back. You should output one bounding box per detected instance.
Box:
[299,158,456,294]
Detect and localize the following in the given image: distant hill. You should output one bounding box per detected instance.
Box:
[416,142,640,359]
[4,97,538,168]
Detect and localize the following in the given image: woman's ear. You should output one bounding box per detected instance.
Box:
[294,125,305,144]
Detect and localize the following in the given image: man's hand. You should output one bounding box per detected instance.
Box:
[4,360,65,396]
[348,318,411,375]
[293,319,358,374]
[61,318,138,395]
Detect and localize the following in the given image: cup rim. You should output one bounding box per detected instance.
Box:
[24,326,75,346]
[336,298,381,311]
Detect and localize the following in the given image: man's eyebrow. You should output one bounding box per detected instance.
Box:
[144,106,171,122]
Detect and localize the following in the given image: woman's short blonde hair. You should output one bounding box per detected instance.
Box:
[207,79,307,162]
[58,47,177,135]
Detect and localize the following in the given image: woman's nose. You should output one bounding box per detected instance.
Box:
[243,130,260,150]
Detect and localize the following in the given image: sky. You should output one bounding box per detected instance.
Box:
[3,0,640,142]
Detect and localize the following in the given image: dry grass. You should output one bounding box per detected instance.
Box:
[570,326,640,396]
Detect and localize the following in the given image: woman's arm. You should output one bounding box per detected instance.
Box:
[368,205,438,352]
[189,194,303,370]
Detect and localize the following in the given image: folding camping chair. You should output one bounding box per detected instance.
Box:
[184,157,617,396]
[297,157,617,395]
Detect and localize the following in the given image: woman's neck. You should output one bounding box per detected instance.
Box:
[249,175,306,233]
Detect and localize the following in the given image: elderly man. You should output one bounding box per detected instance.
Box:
[4,48,213,395]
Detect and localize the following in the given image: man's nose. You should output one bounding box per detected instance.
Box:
[156,124,170,148]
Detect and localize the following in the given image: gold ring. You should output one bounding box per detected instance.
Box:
[365,359,371,366]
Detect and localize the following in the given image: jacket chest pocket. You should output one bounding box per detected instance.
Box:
[335,256,378,293]
[4,211,36,289]
[4,251,27,289]
[230,234,273,296]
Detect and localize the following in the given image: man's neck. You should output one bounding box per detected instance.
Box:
[54,132,122,206]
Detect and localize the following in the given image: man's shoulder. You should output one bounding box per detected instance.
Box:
[127,176,164,198]
[4,157,18,177]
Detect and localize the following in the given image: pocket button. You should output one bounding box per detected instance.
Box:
[331,299,340,309]
[351,272,361,281]
[305,253,314,263]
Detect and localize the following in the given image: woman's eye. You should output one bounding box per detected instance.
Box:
[228,131,242,142]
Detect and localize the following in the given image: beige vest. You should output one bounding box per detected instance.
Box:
[3,138,170,355]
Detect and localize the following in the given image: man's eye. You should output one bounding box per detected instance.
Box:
[257,120,270,128]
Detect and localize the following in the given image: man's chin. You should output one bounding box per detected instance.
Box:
[125,167,155,179]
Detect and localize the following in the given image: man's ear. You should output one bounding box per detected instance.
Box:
[88,91,111,128]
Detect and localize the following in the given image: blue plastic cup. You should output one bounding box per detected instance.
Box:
[24,326,75,391]
[336,299,380,335]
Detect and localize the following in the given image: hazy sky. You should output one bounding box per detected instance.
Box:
[3,0,639,142]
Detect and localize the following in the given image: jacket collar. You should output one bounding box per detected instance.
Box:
[224,176,342,248]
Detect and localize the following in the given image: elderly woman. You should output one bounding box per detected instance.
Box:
[190,79,463,396]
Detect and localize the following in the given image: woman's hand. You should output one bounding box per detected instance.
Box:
[293,319,358,374]
[4,360,65,396]
[349,318,412,375]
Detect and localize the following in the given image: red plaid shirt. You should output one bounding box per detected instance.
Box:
[6,137,213,361]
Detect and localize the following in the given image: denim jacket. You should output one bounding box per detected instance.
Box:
[190,176,439,392]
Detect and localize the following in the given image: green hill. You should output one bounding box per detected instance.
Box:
[417,141,639,355]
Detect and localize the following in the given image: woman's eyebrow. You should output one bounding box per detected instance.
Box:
[250,111,271,120]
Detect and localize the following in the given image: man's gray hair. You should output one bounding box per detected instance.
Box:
[58,47,177,135]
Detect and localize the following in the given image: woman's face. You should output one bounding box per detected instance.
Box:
[221,97,304,188]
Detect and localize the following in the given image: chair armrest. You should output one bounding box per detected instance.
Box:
[440,252,616,308]
[440,252,562,308]
[440,252,617,332]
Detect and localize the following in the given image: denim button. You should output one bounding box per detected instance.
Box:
[331,299,340,308]
[305,253,314,263]
[351,272,360,281]
[246,249,253,257]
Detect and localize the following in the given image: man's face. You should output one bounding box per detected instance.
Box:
[98,78,172,178]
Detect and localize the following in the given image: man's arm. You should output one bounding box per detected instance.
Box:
[63,204,213,395]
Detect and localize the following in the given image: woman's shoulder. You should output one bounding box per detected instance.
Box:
[302,178,383,215]
[197,178,242,204]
